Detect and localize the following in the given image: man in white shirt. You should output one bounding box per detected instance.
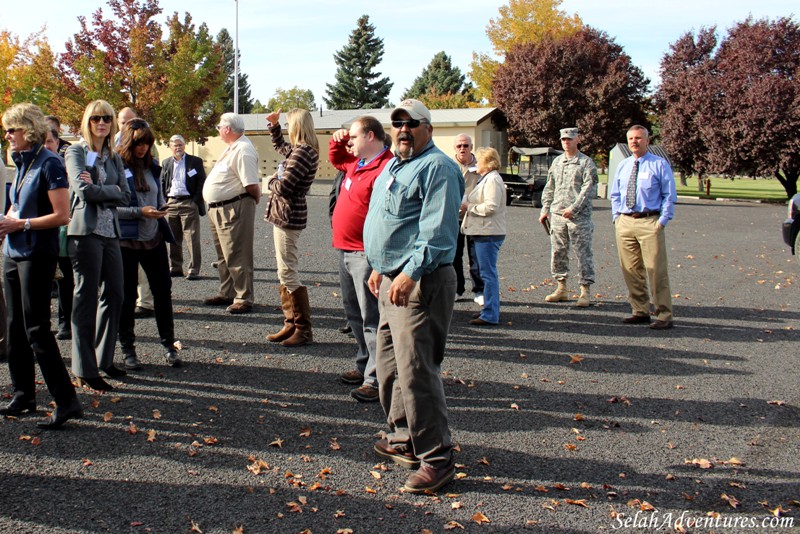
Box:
[202,113,261,314]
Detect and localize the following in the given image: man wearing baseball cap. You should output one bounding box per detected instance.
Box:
[363,99,464,494]
[539,127,598,307]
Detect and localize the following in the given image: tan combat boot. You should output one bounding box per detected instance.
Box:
[545,280,568,302]
[576,284,591,307]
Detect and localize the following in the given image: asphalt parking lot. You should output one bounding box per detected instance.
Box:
[0,188,797,533]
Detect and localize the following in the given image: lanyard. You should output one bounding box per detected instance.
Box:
[13,145,44,199]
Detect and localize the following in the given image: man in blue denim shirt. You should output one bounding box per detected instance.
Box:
[364,99,464,494]
[610,125,677,330]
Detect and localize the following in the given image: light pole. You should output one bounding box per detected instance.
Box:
[234,0,239,114]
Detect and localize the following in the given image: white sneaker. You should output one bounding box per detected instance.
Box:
[473,295,484,307]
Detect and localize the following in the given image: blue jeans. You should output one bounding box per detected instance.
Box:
[339,250,379,387]
[472,235,505,324]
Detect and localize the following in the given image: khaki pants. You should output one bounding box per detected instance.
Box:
[208,196,256,305]
[166,198,202,277]
[273,225,303,292]
[614,215,673,322]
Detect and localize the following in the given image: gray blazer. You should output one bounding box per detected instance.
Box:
[65,142,131,236]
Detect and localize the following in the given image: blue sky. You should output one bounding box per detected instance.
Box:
[1,1,795,109]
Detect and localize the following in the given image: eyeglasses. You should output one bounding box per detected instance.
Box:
[216,124,226,131]
[4,128,22,135]
[391,119,425,129]
[89,115,113,124]
[455,144,470,149]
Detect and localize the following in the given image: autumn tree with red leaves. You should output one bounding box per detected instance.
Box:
[493,27,649,157]
[655,27,717,189]
[58,0,225,143]
[703,17,800,198]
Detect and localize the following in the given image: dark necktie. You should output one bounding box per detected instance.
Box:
[626,160,639,209]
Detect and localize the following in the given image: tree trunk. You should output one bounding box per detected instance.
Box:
[775,169,798,199]
[679,171,687,187]
[697,175,705,193]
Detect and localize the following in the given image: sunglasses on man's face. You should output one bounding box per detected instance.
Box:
[90,115,113,124]
[4,128,22,135]
[456,144,470,149]
[391,119,425,129]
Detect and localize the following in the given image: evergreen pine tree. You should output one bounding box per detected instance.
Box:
[324,15,393,110]
[402,51,466,100]
[217,28,254,114]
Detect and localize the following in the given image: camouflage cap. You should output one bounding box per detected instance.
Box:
[560,127,579,139]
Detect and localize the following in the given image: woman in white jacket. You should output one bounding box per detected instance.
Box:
[460,147,507,325]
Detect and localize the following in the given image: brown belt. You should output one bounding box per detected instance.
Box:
[623,210,660,219]
[207,193,249,208]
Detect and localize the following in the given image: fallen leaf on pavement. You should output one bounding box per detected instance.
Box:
[471,512,490,524]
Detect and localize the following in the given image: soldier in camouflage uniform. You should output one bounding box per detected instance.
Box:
[538,127,598,307]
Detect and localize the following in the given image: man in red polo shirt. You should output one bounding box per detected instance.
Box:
[329,116,393,402]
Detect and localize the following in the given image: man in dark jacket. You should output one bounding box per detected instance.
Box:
[161,134,207,280]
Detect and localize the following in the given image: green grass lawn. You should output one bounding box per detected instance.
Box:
[597,174,791,202]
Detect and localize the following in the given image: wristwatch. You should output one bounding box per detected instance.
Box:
[23,219,31,232]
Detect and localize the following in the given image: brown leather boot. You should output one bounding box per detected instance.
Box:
[267,285,295,342]
[282,286,313,347]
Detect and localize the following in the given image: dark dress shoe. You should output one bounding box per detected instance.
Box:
[170,270,183,277]
[102,365,127,378]
[204,295,234,306]
[55,328,72,340]
[650,319,674,330]
[37,398,83,430]
[134,306,155,318]
[622,314,651,324]
[338,323,352,334]
[185,274,200,281]
[124,355,143,370]
[469,317,497,326]
[76,376,113,391]
[374,439,421,470]
[165,349,181,367]
[0,397,37,416]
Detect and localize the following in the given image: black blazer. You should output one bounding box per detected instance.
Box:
[160,154,207,216]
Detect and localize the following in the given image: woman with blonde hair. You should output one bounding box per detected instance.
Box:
[263,109,319,347]
[461,147,507,326]
[65,100,131,391]
[0,103,82,428]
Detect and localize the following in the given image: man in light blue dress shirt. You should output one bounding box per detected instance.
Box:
[363,99,464,494]
[610,125,677,330]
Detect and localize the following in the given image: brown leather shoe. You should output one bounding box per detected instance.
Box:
[403,461,456,494]
[469,317,497,326]
[204,295,234,306]
[350,384,379,403]
[339,370,364,385]
[374,439,420,470]
[649,319,674,330]
[226,302,253,314]
[622,314,651,324]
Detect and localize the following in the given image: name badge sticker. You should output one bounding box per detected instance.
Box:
[125,169,133,178]
[386,176,395,190]
[187,169,197,177]
[344,177,352,191]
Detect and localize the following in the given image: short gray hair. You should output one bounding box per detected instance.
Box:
[220,113,245,134]
[169,134,185,144]
[627,124,649,139]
